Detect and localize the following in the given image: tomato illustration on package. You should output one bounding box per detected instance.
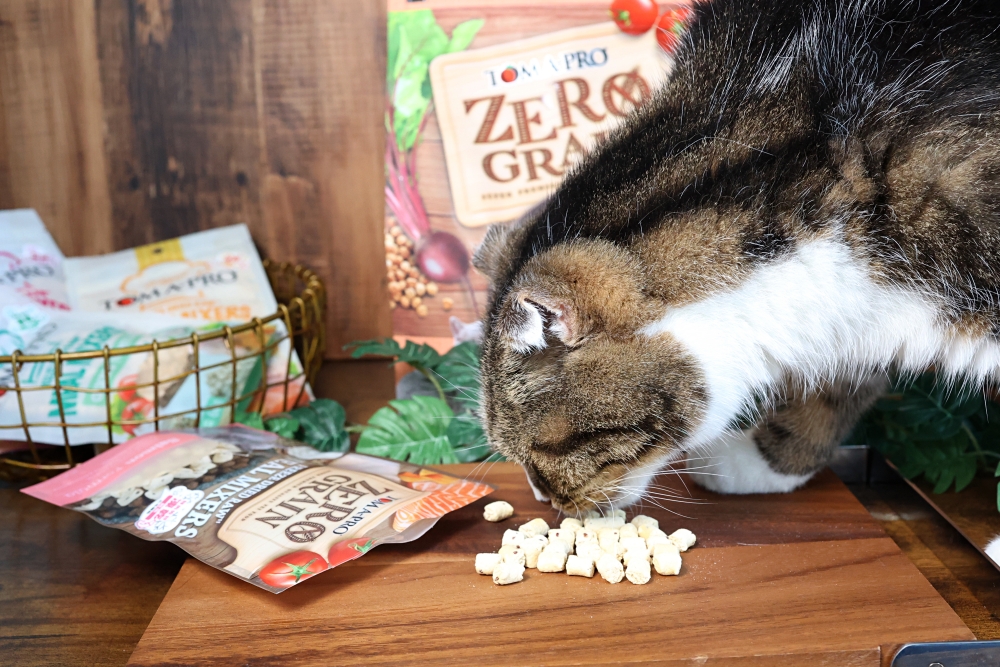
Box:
[22,426,494,593]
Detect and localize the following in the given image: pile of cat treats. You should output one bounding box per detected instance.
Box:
[475,501,696,586]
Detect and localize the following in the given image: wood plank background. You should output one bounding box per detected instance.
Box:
[0,0,391,358]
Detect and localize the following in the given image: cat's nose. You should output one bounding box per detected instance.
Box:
[523,465,551,503]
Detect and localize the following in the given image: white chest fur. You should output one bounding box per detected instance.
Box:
[641,235,1000,451]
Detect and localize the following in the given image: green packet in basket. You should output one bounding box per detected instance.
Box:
[0,310,287,445]
[22,426,494,593]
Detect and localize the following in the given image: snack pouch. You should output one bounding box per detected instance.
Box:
[0,209,71,344]
[63,224,312,412]
[22,426,494,592]
[0,311,271,444]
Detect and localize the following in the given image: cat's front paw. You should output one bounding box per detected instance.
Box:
[685,430,813,494]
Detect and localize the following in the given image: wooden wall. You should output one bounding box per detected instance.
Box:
[0,0,392,358]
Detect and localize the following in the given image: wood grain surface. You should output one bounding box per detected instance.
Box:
[0,0,391,357]
[128,463,973,667]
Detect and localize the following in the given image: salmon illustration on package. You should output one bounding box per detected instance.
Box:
[22,426,494,593]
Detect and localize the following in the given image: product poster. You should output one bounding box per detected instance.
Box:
[385,0,691,351]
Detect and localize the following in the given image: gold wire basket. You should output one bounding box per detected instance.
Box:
[0,260,325,478]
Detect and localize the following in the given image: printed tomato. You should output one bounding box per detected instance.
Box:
[655,6,692,53]
[258,551,328,588]
[327,537,376,567]
[116,374,138,403]
[610,0,659,35]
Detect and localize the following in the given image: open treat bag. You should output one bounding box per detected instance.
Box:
[22,426,494,592]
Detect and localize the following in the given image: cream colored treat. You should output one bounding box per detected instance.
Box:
[584,516,626,529]
[493,560,525,585]
[576,542,604,564]
[483,500,514,522]
[544,538,572,556]
[475,553,502,575]
[523,541,544,569]
[611,509,626,520]
[653,545,682,576]
[502,529,525,546]
[518,517,551,538]
[560,517,583,531]
[548,528,575,548]
[637,524,660,540]
[652,542,678,557]
[646,532,671,550]
[566,554,596,577]
[631,515,658,529]
[626,556,652,584]
[619,523,639,540]
[620,536,648,554]
[498,544,526,567]
[669,528,697,552]
[596,552,625,584]
[575,528,598,543]
[537,547,568,573]
[622,548,651,567]
[597,527,620,554]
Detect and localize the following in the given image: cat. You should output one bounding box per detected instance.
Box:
[472,0,1000,513]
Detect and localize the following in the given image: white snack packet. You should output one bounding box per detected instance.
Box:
[0,311,275,445]
[0,209,71,348]
[62,225,313,414]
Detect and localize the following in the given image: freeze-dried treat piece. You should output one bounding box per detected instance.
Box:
[560,517,583,531]
[544,538,572,556]
[622,549,650,567]
[575,528,598,544]
[646,532,671,551]
[626,556,652,584]
[596,552,625,584]
[598,528,620,554]
[502,529,525,546]
[631,515,658,529]
[669,528,697,552]
[585,516,626,529]
[483,500,514,522]
[566,554,596,577]
[498,544,526,566]
[652,542,677,557]
[476,553,502,575]
[575,541,604,564]
[493,560,525,585]
[548,528,575,549]
[518,517,550,537]
[620,536,648,554]
[652,544,682,576]
[537,547,568,572]
[522,535,547,568]
[611,509,626,520]
[619,523,639,540]
[638,524,662,540]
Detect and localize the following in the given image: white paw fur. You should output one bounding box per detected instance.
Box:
[685,429,813,494]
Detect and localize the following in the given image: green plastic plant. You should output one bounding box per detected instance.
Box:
[847,372,1000,509]
[236,339,491,465]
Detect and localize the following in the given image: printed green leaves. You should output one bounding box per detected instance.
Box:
[388,10,483,152]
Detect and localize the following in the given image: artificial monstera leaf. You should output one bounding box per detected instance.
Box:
[289,398,350,453]
[264,415,300,440]
[435,341,481,408]
[357,396,458,465]
[445,412,490,463]
[347,338,443,371]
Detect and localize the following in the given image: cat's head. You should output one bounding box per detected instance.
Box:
[474,225,707,514]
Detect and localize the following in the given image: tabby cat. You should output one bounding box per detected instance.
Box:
[473,0,1000,512]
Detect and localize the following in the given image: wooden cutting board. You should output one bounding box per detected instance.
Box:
[128,463,973,666]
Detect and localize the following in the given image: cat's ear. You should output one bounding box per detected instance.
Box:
[472,205,539,282]
[498,291,582,353]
